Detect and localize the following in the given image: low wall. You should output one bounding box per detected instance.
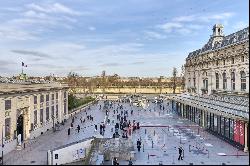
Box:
[48,137,94,165]
[73,87,182,94]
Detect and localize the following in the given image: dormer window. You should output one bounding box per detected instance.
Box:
[241,56,245,62]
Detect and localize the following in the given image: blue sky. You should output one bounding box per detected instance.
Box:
[0,0,249,77]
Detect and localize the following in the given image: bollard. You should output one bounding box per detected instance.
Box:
[143,144,144,152]
[189,145,191,152]
[152,140,154,148]
[148,153,149,160]
[198,128,199,135]
[154,130,156,136]
[145,129,147,134]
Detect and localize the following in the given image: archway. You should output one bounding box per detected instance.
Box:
[16,115,24,141]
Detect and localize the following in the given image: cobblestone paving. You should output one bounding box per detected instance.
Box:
[3,99,249,165]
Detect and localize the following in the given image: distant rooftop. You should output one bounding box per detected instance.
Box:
[0,82,68,95]
[187,25,249,59]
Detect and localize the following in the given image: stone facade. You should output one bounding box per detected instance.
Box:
[0,82,69,155]
[185,24,249,95]
[171,24,249,152]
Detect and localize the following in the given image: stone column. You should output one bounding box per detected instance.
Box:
[202,110,205,127]
[244,123,248,152]
[23,107,30,141]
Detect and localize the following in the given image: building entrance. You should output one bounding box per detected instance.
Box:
[16,115,24,141]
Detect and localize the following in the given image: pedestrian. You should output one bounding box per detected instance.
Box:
[128,158,133,165]
[137,122,140,129]
[178,146,184,160]
[95,124,98,132]
[68,128,70,135]
[77,125,80,133]
[137,139,141,152]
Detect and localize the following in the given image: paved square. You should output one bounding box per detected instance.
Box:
[3,99,249,165]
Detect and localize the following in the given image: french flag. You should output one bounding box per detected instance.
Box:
[22,62,27,67]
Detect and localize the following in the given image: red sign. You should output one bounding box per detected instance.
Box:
[234,120,245,145]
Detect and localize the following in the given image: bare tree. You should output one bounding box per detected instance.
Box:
[172,67,178,94]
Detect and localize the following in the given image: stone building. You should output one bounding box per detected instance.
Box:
[170,24,249,152]
[185,24,249,94]
[0,82,69,155]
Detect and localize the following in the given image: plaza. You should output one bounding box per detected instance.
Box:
[2,96,249,165]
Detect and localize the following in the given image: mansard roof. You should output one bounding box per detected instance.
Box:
[187,27,249,59]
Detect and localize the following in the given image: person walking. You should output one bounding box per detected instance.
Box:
[178,146,184,160]
[77,125,80,133]
[128,158,133,165]
[137,139,141,152]
[68,128,70,135]
[95,124,98,132]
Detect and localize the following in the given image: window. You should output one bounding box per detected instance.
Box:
[34,96,37,105]
[46,107,49,121]
[223,60,226,65]
[216,60,219,66]
[231,58,234,64]
[215,73,219,89]
[46,94,49,102]
[193,78,196,88]
[40,95,44,103]
[5,100,11,110]
[34,110,37,125]
[222,72,227,90]
[240,71,246,91]
[241,56,245,62]
[203,79,208,90]
[64,91,67,98]
[56,93,58,99]
[231,72,235,90]
[52,94,54,100]
[40,109,43,123]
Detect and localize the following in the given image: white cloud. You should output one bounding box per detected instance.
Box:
[26,3,82,16]
[88,26,96,31]
[0,25,38,41]
[144,31,166,39]
[173,15,196,22]
[155,12,234,35]
[157,22,183,33]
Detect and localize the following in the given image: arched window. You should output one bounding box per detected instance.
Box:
[215,73,219,89]
[241,56,245,62]
[222,72,227,90]
[231,72,235,90]
[240,71,246,91]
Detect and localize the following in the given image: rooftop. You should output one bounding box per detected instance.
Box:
[187,26,249,59]
[0,82,68,95]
